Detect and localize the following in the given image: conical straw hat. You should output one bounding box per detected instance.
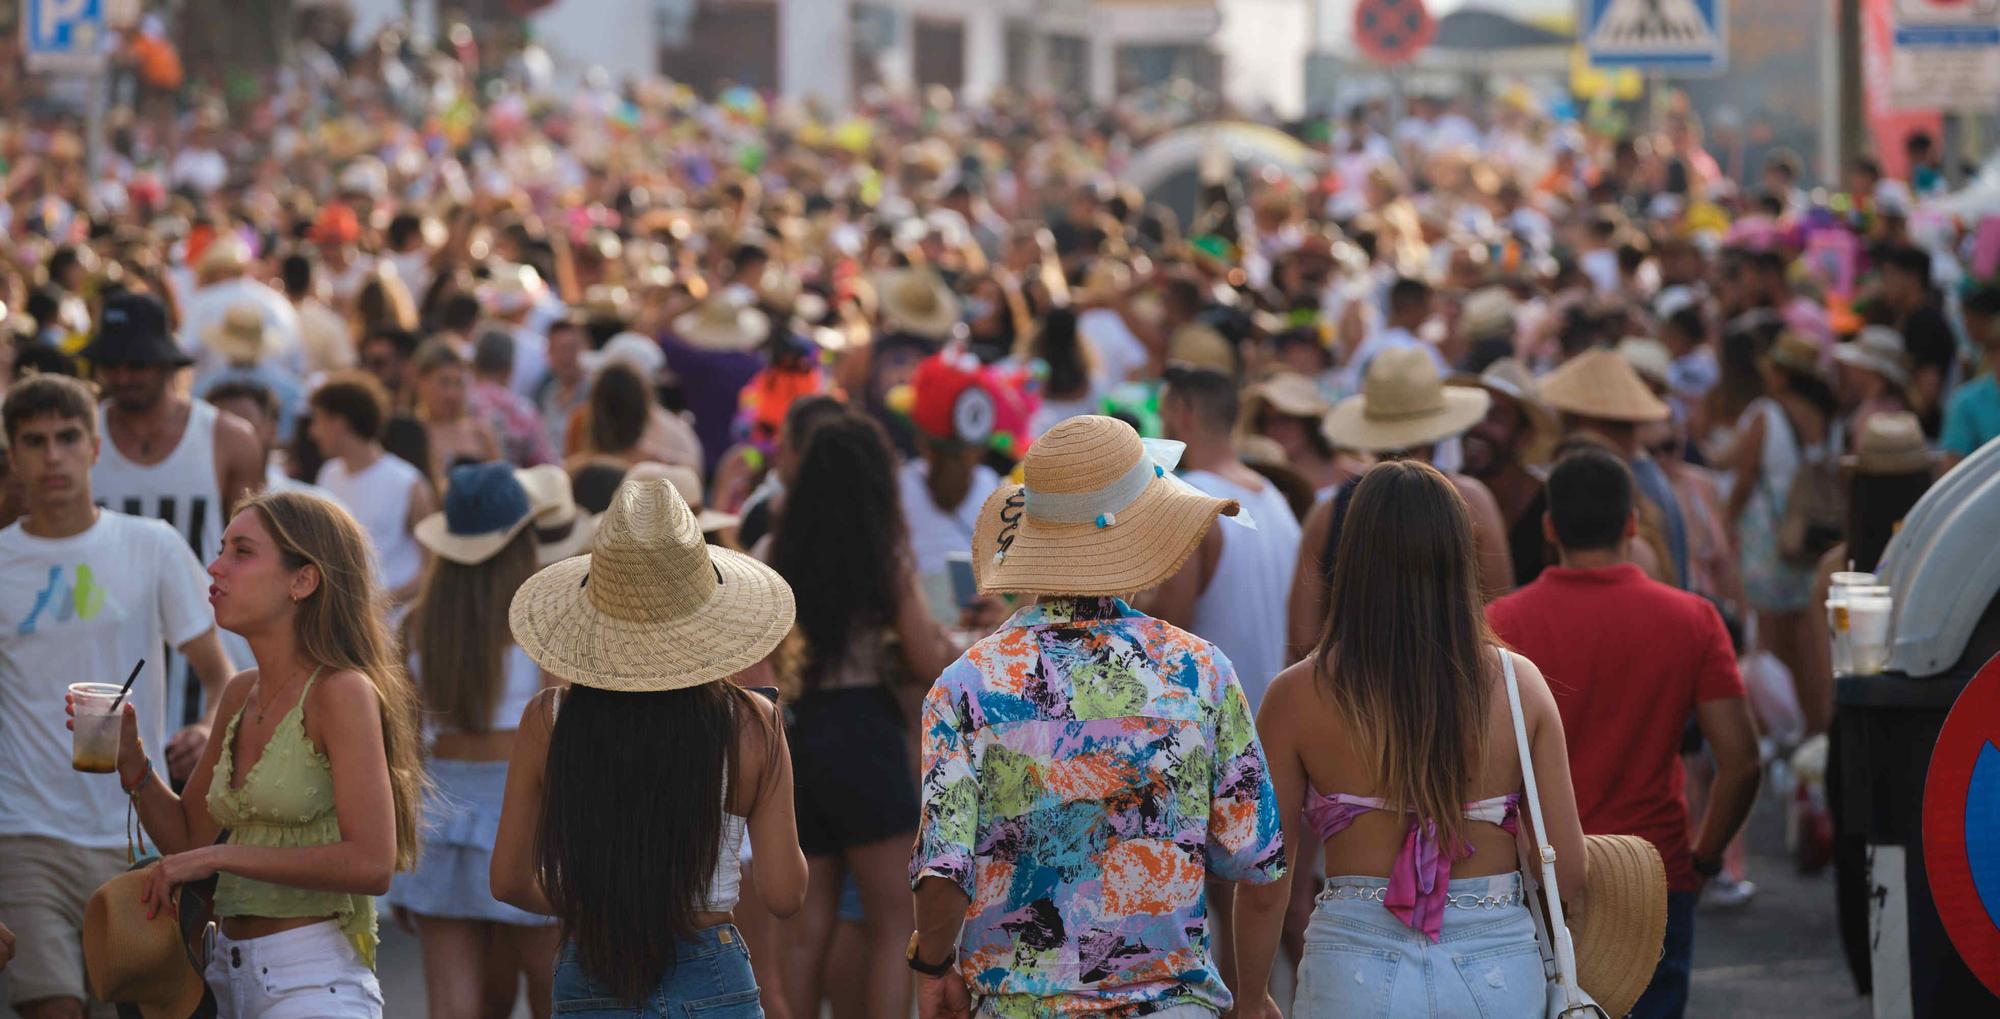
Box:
[971,415,1237,597]
[509,478,794,690]
[1539,348,1670,423]
[1573,834,1671,1018]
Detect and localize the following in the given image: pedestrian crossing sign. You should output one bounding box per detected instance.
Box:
[1584,0,1727,75]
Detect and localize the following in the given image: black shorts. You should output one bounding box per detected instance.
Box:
[788,686,920,857]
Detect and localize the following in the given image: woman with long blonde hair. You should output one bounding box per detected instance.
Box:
[79,490,425,1017]
[1233,461,1587,1017]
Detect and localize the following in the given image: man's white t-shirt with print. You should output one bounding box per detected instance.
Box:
[0,512,214,849]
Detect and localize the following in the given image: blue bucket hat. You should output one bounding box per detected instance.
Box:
[414,463,538,565]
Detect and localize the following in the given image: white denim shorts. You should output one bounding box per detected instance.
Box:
[204,920,382,1019]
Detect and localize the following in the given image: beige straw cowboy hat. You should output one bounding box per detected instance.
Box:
[873,266,961,340]
[672,291,771,352]
[516,463,598,566]
[1573,834,1671,1019]
[625,461,741,534]
[510,478,794,690]
[1832,326,1912,390]
[83,869,207,1019]
[1539,347,1670,424]
[1243,371,1334,425]
[972,415,1239,597]
[1841,410,1938,475]
[1450,357,1557,465]
[1323,346,1490,453]
[202,302,276,366]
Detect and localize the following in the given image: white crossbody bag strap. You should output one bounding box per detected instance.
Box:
[1501,648,1593,1013]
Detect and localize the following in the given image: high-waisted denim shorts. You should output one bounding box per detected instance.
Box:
[1294,873,1547,1018]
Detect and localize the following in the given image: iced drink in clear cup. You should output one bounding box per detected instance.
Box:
[1847,592,1894,675]
[69,682,123,774]
[1825,573,1877,676]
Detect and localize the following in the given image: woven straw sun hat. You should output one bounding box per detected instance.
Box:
[625,461,741,534]
[516,463,598,567]
[971,415,1239,597]
[1573,834,1671,1018]
[416,463,540,566]
[1832,325,1912,390]
[1243,371,1334,425]
[873,266,962,339]
[1322,346,1490,453]
[202,302,276,366]
[1841,410,1938,475]
[672,290,771,352]
[509,478,794,690]
[83,869,207,1019]
[1539,347,1670,424]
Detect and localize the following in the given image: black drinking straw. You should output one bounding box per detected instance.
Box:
[108,659,145,712]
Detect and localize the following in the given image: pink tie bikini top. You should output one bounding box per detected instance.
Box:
[1305,790,1522,943]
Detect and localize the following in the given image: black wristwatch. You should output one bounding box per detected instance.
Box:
[906,931,956,977]
[1691,853,1724,879]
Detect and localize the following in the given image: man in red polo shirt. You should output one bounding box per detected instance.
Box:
[1487,446,1760,1019]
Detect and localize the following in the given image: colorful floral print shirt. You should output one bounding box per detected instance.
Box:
[910,597,1285,1017]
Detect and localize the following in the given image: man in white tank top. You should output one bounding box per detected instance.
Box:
[1149,366,1302,711]
[85,293,263,744]
[307,373,437,606]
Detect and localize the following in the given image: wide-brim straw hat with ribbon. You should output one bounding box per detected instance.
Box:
[1323,346,1490,453]
[1449,356,1557,465]
[202,301,276,366]
[1841,410,1938,475]
[509,478,794,690]
[672,292,771,352]
[1572,834,1671,1019]
[1539,347,1670,424]
[516,463,598,567]
[972,415,1239,597]
[626,461,741,534]
[873,267,961,340]
[416,463,540,566]
[1832,325,1912,390]
[83,869,207,1019]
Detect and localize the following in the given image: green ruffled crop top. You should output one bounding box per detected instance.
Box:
[205,667,378,966]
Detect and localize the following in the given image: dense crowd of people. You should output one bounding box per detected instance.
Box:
[0,11,1994,1019]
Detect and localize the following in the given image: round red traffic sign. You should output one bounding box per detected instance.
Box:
[1354,0,1436,66]
[1924,652,2000,998]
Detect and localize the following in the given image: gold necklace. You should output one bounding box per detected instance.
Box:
[253,666,308,725]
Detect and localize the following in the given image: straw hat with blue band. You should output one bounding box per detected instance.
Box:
[415,463,539,566]
[971,415,1241,597]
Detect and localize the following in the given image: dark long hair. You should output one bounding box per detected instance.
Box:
[1034,306,1095,400]
[586,363,650,456]
[1848,470,1933,572]
[537,682,773,1003]
[406,530,538,732]
[767,415,905,687]
[1315,461,1495,849]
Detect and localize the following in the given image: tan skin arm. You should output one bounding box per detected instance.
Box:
[94,671,252,856]
[1139,525,1223,629]
[1231,664,1310,1013]
[491,688,558,915]
[212,407,267,520]
[391,477,437,604]
[1691,695,1763,866]
[1285,498,1334,664]
[1800,548,1843,735]
[1725,408,1766,529]
[896,564,961,686]
[1514,650,1589,898]
[1449,473,1516,600]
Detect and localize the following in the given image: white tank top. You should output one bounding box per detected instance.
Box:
[1181,470,1304,711]
[418,644,546,737]
[315,453,425,595]
[93,400,245,727]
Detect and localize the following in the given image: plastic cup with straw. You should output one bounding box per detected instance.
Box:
[69,659,144,774]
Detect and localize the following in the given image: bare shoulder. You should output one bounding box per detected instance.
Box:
[309,668,384,715]
[211,404,259,447]
[1263,658,1319,711]
[517,685,562,740]
[217,669,259,712]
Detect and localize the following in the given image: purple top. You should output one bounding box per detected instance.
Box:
[1305,790,1522,943]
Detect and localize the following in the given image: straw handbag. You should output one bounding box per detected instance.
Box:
[1500,651,1611,1019]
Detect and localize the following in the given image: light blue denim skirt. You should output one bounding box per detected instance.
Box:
[387,757,554,926]
[1295,872,1547,1018]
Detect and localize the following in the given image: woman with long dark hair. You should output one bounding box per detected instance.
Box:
[86,491,427,1017]
[391,464,560,1018]
[765,415,955,1019]
[1233,461,1587,1016]
[492,479,807,1014]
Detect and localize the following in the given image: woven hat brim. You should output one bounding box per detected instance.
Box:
[1542,376,1671,424]
[508,545,795,691]
[673,311,768,351]
[1573,833,1670,1019]
[1320,387,1490,453]
[1831,345,1910,387]
[534,514,598,568]
[415,511,536,566]
[971,478,1237,597]
[1455,378,1559,466]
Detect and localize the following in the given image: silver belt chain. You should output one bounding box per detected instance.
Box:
[1318,884,1521,910]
